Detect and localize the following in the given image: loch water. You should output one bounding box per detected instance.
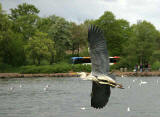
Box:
[0,76,160,117]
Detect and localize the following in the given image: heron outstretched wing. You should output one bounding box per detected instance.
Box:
[88,25,110,76]
[88,25,111,109]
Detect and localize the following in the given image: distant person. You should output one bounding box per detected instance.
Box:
[144,63,148,72]
[138,65,140,71]
[140,64,143,72]
[135,64,138,72]
[148,64,151,72]
[134,64,138,72]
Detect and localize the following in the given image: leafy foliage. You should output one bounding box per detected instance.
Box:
[9,3,39,20]
[152,61,160,70]
[94,11,130,56]
[19,63,91,73]
[69,22,88,55]
[25,31,55,65]
[123,20,159,68]
[10,3,40,40]
[37,15,73,62]
[47,15,72,62]
[0,3,160,72]
[0,6,25,66]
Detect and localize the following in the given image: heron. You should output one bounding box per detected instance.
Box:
[79,25,123,109]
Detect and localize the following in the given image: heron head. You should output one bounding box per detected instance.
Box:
[78,72,87,78]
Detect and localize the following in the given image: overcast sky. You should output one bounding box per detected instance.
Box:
[0,0,160,30]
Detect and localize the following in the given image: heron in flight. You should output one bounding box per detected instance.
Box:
[79,25,123,109]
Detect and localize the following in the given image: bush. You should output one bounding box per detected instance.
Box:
[18,63,91,74]
[110,57,138,71]
[151,61,160,70]
[110,64,119,71]
[19,63,72,74]
[0,63,15,72]
[72,64,91,72]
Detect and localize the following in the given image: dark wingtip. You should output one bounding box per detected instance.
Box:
[91,99,108,109]
[88,24,102,33]
[91,82,110,109]
[91,104,106,109]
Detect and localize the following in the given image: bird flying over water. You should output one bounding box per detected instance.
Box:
[79,25,123,109]
[88,25,114,109]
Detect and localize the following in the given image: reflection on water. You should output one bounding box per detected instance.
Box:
[0,77,160,117]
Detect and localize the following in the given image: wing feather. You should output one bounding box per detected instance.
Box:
[91,81,110,109]
[88,25,110,75]
[88,25,111,109]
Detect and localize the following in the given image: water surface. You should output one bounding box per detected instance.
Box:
[0,76,160,117]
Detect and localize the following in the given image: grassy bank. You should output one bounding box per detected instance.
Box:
[1,62,160,74]
[0,63,91,74]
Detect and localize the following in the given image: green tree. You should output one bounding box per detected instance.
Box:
[9,3,40,40]
[69,22,88,55]
[123,20,159,67]
[0,4,10,33]
[0,4,25,66]
[37,17,56,64]
[47,15,71,62]
[0,30,25,66]
[155,31,160,49]
[9,3,39,20]
[25,31,55,65]
[37,17,53,33]
[94,11,130,56]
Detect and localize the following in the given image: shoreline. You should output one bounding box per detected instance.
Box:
[0,71,160,78]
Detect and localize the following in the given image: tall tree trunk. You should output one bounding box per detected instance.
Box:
[37,58,41,65]
[72,44,75,55]
[50,53,54,65]
[33,58,36,64]
[77,43,80,56]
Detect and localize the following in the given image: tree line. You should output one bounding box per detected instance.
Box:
[0,3,160,70]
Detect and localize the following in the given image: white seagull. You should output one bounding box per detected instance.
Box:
[9,87,14,91]
[139,80,148,86]
[45,84,49,88]
[19,84,22,88]
[127,107,130,112]
[43,87,47,91]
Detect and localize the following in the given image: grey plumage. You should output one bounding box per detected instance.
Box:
[88,25,111,109]
[88,25,110,75]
